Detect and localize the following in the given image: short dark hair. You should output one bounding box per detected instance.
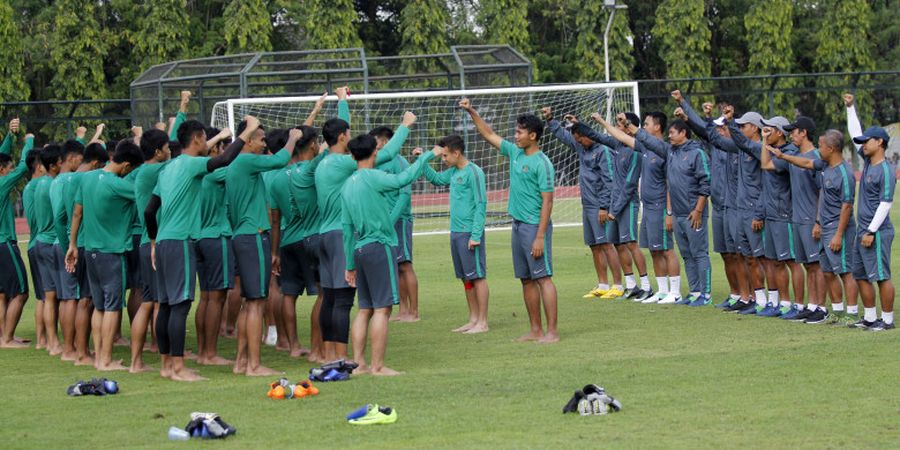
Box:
[623,112,641,128]
[25,149,41,175]
[140,129,169,161]
[296,125,319,152]
[205,126,221,141]
[83,143,108,165]
[322,118,350,146]
[438,134,465,153]
[62,139,84,159]
[113,140,144,167]
[40,144,63,170]
[265,128,289,153]
[168,140,183,159]
[348,134,378,161]
[647,112,667,131]
[517,114,544,141]
[0,153,11,169]
[368,126,394,140]
[570,123,594,141]
[669,119,692,139]
[177,120,207,148]
[236,119,265,139]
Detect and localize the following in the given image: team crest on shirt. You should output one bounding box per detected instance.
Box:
[522,166,529,173]
[456,177,464,184]
[866,176,873,183]
[825,179,833,188]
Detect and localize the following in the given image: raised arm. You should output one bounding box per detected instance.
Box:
[459,99,503,149]
[374,148,438,192]
[766,144,815,170]
[759,128,777,171]
[374,112,415,165]
[169,91,191,141]
[242,129,301,174]
[304,92,329,126]
[206,128,232,151]
[541,107,579,152]
[0,118,19,154]
[673,90,711,141]
[423,165,453,186]
[590,112,636,148]
[726,121,762,161]
[634,128,670,159]
[206,115,260,172]
[336,87,350,124]
[844,93,863,152]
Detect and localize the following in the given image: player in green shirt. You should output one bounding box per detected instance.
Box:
[33,144,64,355]
[23,143,47,349]
[0,127,32,348]
[460,98,559,344]
[65,141,144,371]
[144,116,259,382]
[341,135,438,375]
[423,135,490,334]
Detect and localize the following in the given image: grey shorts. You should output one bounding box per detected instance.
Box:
[139,243,159,302]
[794,223,822,264]
[27,247,44,300]
[233,233,271,300]
[196,236,235,292]
[736,210,764,258]
[852,227,892,282]
[34,241,60,294]
[55,244,88,300]
[763,221,797,262]
[156,239,197,306]
[392,219,413,264]
[280,235,320,297]
[639,206,673,251]
[354,242,399,309]
[821,223,856,274]
[125,234,141,289]
[711,207,727,254]
[317,229,351,289]
[0,241,28,298]
[511,220,553,280]
[85,250,126,312]
[450,232,487,281]
[615,202,639,244]
[724,208,740,254]
[583,209,616,246]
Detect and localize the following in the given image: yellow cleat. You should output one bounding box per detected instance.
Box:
[599,287,624,299]
[582,288,607,298]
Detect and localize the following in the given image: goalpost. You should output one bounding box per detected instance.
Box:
[211,82,640,235]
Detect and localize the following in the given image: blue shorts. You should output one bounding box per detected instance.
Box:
[852,227,892,282]
[794,223,822,264]
[511,220,553,280]
[392,219,414,264]
[820,224,856,274]
[711,207,727,254]
[55,244,88,300]
[583,208,616,246]
[640,206,673,251]
[723,208,740,254]
[736,210,764,258]
[763,221,797,262]
[85,251,126,312]
[615,202,639,244]
[34,241,60,295]
[354,242,399,309]
[450,232,487,281]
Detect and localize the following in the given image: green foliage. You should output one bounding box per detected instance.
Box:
[652,0,712,97]
[0,0,30,118]
[478,0,532,79]
[744,0,797,116]
[399,0,449,87]
[130,0,190,77]
[303,0,362,50]
[223,0,273,53]
[574,0,634,82]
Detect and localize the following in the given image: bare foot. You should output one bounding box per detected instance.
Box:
[370,366,402,376]
[0,340,30,349]
[48,344,63,356]
[75,355,95,366]
[452,322,476,333]
[245,365,282,377]
[183,350,198,361]
[61,351,77,362]
[516,332,543,342]
[463,324,489,334]
[35,342,46,350]
[389,314,404,322]
[306,353,325,364]
[129,362,156,373]
[537,332,560,344]
[14,336,32,344]
[160,367,173,379]
[113,336,130,347]
[275,344,290,352]
[290,347,311,358]
[400,315,421,323]
[98,359,128,371]
[199,355,233,366]
[354,364,371,375]
[232,359,247,375]
[171,368,207,382]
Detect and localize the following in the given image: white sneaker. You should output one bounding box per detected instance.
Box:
[657,293,680,304]
[264,326,277,346]
[641,293,661,304]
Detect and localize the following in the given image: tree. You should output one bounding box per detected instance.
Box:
[223,0,273,53]
[478,0,531,79]
[398,0,449,87]
[744,0,797,116]
[129,0,190,79]
[303,0,362,49]
[574,1,634,82]
[651,0,712,97]
[0,0,30,118]
[813,0,876,127]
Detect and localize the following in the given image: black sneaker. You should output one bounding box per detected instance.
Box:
[634,289,653,301]
[866,319,895,332]
[804,308,828,324]
[724,300,751,313]
[790,308,815,322]
[850,319,878,329]
[621,287,636,299]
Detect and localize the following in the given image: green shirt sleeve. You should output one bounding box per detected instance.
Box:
[0,133,13,155]
[51,179,69,249]
[75,137,86,146]
[292,150,328,189]
[499,139,519,158]
[110,177,136,201]
[247,149,291,174]
[389,185,411,223]
[340,195,356,270]
[374,126,410,165]
[337,99,350,124]
[470,166,487,243]
[0,137,32,193]
[424,165,453,186]
[169,111,187,141]
[373,152,434,192]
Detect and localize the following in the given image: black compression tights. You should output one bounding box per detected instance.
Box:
[156,301,192,357]
[319,287,355,344]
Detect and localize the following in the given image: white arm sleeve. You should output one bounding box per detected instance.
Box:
[847,105,863,151]
[868,201,892,233]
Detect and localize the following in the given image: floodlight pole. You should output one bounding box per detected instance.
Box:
[603,2,628,83]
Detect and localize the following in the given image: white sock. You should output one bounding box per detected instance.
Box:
[882,311,894,325]
[797,303,806,310]
[268,325,277,337]
[864,307,877,322]
[611,284,623,290]
[780,300,791,308]
[656,276,669,294]
[730,294,740,300]
[597,283,610,291]
[767,290,779,306]
[640,275,651,291]
[848,305,858,315]
[625,274,636,289]
[754,289,766,306]
[669,276,681,295]
[832,302,845,312]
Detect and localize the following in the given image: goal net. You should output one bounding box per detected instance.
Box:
[211,82,640,235]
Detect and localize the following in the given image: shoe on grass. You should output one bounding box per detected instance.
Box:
[676,295,694,306]
[790,308,815,322]
[756,305,781,317]
[804,308,829,324]
[688,294,711,307]
[866,319,895,332]
[582,287,607,299]
[634,289,654,302]
[349,405,398,425]
[779,305,802,320]
[715,297,736,308]
[657,293,680,305]
[599,287,624,299]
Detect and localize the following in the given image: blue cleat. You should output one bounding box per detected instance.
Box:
[676,295,695,305]
[780,305,802,320]
[715,297,736,308]
[757,305,781,317]
[688,294,711,307]
[737,302,760,315]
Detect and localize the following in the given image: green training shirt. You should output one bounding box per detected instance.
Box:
[22,179,38,249]
[134,162,168,245]
[423,161,487,243]
[33,176,58,244]
[225,149,291,236]
[198,167,232,240]
[75,170,137,253]
[288,151,328,241]
[154,154,210,241]
[50,172,74,248]
[500,140,554,225]
[0,137,33,243]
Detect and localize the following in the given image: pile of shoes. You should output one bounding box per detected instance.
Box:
[562,384,622,416]
[267,378,320,400]
[184,412,237,439]
[67,378,119,396]
[309,359,358,382]
[346,404,398,425]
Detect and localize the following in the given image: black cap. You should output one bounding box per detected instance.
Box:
[783,116,816,133]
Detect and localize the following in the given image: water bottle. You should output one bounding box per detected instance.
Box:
[168,426,190,441]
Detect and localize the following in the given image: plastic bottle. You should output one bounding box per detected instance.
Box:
[168,426,190,441]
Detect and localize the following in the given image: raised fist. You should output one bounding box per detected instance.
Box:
[401,111,417,127]
[336,86,350,100]
[242,115,260,131]
[9,118,19,134]
[590,112,604,123]
[75,126,87,138]
[458,98,472,110]
[563,114,578,124]
[843,93,854,108]
[702,102,714,116]
[673,107,687,121]
[671,90,683,103]
[412,147,424,156]
[722,105,734,121]
[288,128,303,142]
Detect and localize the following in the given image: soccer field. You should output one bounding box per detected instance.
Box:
[1,225,898,449]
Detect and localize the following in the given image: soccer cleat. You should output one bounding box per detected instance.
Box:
[724,300,750,313]
[738,303,762,315]
[715,297,733,308]
[790,308,815,322]
[640,292,659,304]
[756,305,781,317]
[346,404,371,421]
[621,287,636,299]
[779,305,802,320]
[599,287,624,299]
[348,405,398,425]
[635,289,654,302]
[866,319,895,332]
[832,314,859,327]
[563,390,586,414]
[582,287,607,299]
[657,293,681,304]
[824,312,844,325]
[804,308,829,324]
[688,294,711,307]
[850,318,878,329]
[676,295,695,305]
[643,292,664,303]
[322,368,349,382]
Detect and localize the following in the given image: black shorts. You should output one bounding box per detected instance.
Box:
[317,229,350,289]
[156,239,197,306]
[233,232,272,300]
[125,234,141,289]
[0,241,28,298]
[280,235,319,297]
[27,246,44,300]
[196,236,235,292]
[392,219,413,264]
[55,244,88,300]
[34,241,60,295]
[85,250,127,312]
[450,232,486,281]
[139,243,159,302]
[354,242,399,309]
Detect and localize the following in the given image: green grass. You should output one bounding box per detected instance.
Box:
[2,225,899,449]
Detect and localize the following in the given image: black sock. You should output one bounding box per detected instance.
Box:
[168,301,191,357]
[320,288,335,342]
[156,303,171,355]
[331,288,356,344]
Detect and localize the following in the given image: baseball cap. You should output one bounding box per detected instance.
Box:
[734,112,764,129]
[852,126,891,145]
[783,116,816,133]
[712,116,727,127]
[760,116,790,134]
